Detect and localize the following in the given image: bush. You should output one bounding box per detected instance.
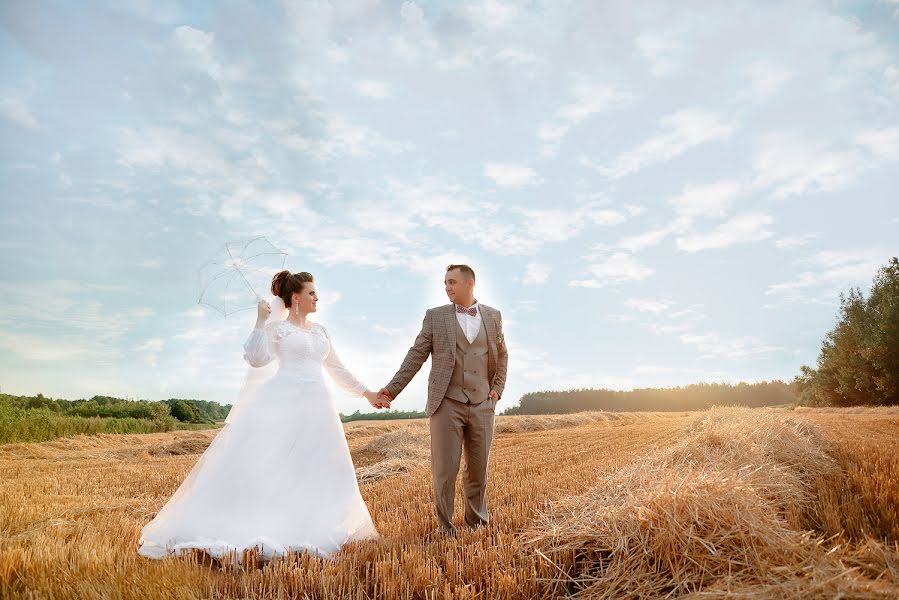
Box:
[169,400,201,423]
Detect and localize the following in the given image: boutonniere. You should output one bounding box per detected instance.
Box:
[495,331,504,344]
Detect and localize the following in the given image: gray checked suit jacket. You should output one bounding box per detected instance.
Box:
[385,303,508,416]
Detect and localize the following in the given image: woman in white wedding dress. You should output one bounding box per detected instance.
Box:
[138,270,390,562]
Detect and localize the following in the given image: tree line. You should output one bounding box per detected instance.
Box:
[502,380,795,415]
[0,394,231,424]
[339,408,428,422]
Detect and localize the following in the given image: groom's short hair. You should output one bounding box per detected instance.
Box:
[446,264,475,281]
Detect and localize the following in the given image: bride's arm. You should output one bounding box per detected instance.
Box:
[320,325,368,396]
[243,300,276,367]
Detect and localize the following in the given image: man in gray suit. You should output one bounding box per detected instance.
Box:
[378,264,508,535]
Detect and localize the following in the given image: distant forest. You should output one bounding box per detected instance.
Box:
[0,393,231,423]
[501,380,795,415]
[340,409,428,422]
[0,392,426,425]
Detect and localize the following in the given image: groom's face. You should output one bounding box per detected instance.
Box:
[444,269,474,304]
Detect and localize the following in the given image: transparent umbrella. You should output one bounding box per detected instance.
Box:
[197,236,289,317]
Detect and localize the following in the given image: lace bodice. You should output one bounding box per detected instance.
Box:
[243,320,367,396]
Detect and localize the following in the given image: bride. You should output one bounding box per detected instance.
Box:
[138,270,390,562]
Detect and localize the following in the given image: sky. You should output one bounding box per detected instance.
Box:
[1,0,897,416]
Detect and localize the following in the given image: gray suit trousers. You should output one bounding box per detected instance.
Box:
[429,395,496,532]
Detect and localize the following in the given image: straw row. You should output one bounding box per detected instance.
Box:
[518,406,899,598]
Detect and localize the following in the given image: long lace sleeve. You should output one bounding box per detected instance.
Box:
[320,325,367,396]
[243,322,277,368]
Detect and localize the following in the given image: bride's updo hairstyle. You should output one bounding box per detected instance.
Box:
[271,270,314,308]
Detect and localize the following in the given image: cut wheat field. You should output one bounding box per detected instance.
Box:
[1,408,898,599]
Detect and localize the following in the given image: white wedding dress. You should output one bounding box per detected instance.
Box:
[137,314,379,562]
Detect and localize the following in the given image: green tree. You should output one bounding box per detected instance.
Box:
[169,400,200,422]
[795,257,899,406]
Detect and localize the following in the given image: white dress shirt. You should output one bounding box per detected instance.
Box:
[455,301,482,344]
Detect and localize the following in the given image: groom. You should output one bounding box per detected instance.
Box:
[378,264,508,535]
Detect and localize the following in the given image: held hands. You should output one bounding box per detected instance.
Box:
[364,390,391,410]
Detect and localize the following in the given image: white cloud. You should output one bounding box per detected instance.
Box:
[495,47,543,64]
[612,299,707,338]
[584,109,737,179]
[133,337,165,367]
[323,44,351,64]
[634,32,682,77]
[249,190,321,221]
[0,91,39,129]
[624,204,647,218]
[356,80,391,99]
[519,208,584,243]
[536,121,570,157]
[807,248,885,269]
[462,0,520,29]
[884,65,899,100]
[511,341,636,391]
[555,78,634,123]
[617,227,673,253]
[585,208,628,226]
[436,48,484,71]
[280,112,413,160]
[116,125,230,175]
[0,281,153,366]
[751,132,861,198]
[117,0,183,24]
[774,233,819,249]
[521,262,550,285]
[856,125,899,161]
[570,252,654,288]
[744,59,794,100]
[483,162,543,187]
[676,212,774,252]
[765,248,886,299]
[679,331,787,360]
[400,1,427,30]
[625,298,674,313]
[138,259,162,269]
[171,25,245,83]
[668,180,743,219]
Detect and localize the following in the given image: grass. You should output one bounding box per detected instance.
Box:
[0,408,896,598]
[0,405,223,445]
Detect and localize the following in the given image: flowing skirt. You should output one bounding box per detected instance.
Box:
[137,373,378,561]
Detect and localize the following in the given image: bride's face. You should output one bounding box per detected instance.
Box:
[292,283,318,314]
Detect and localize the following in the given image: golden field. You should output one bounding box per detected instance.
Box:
[1,407,898,599]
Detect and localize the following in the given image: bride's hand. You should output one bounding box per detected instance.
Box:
[256,299,271,327]
[364,390,390,410]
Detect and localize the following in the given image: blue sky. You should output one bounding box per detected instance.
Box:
[1,0,897,415]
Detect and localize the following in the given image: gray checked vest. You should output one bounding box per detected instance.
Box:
[444,317,490,404]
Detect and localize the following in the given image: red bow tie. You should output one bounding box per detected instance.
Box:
[456,304,477,316]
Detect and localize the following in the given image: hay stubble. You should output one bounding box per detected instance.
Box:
[2,409,897,599]
[0,413,681,599]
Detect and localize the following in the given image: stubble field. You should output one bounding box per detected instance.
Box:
[1,407,897,599]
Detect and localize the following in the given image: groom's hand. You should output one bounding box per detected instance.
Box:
[377,388,393,403]
[488,390,499,402]
[364,390,391,409]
